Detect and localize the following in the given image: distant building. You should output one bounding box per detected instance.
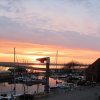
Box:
[86,58,100,83]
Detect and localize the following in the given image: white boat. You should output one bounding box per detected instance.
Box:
[0,93,15,100]
[50,86,58,89]
[0,96,12,100]
[56,82,74,89]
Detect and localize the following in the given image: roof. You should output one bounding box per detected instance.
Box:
[92,58,100,66]
[88,58,100,68]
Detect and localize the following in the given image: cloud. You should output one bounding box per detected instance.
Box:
[0,0,23,12]
[0,0,100,52]
[0,0,100,36]
[0,16,100,51]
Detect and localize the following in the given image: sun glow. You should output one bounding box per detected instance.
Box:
[0,40,100,64]
[31,56,45,62]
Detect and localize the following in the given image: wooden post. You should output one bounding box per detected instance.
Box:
[36,57,50,93]
[45,57,50,93]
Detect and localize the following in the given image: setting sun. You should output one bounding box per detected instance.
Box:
[0,40,100,64]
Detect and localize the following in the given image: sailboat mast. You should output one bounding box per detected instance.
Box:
[13,48,16,95]
[14,48,15,64]
[55,50,58,84]
[56,50,58,71]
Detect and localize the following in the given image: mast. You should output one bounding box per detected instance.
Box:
[55,50,58,84]
[55,50,58,73]
[13,48,16,95]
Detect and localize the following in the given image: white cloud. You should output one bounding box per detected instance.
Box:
[0,0,100,51]
[0,0,100,37]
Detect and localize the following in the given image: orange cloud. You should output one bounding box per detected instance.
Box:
[0,39,100,64]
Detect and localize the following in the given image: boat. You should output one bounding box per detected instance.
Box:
[0,93,23,100]
[0,96,12,100]
[58,75,68,78]
[56,82,74,89]
[0,93,12,100]
[50,86,58,89]
[0,48,23,100]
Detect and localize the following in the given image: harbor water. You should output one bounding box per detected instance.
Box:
[0,65,64,95]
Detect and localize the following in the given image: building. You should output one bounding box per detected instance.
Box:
[86,58,100,83]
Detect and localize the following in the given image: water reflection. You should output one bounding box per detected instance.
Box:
[0,65,64,94]
[0,65,84,94]
[0,78,63,94]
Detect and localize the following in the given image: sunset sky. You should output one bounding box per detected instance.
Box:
[0,0,100,64]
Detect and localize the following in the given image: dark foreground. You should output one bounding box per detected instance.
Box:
[40,86,100,100]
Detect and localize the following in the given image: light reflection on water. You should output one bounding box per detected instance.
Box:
[0,65,64,93]
[0,78,63,94]
[0,65,84,94]
[0,83,44,94]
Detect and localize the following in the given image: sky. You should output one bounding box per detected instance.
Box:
[0,0,100,64]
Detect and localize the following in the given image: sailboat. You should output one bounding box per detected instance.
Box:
[50,50,60,90]
[55,50,59,84]
[0,48,35,100]
[0,48,23,100]
[50,50,58,78]
[0,48,16,100]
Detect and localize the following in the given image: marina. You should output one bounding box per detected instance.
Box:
[0,56,100,100]
[0,55,99,100]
